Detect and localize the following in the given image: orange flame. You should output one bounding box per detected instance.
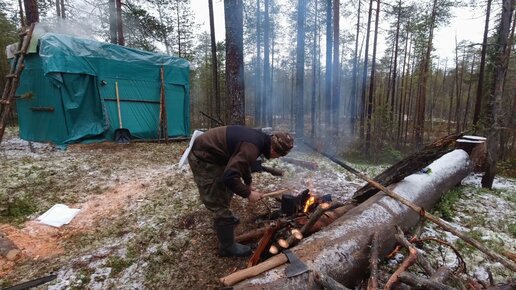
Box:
[303,196,316,213]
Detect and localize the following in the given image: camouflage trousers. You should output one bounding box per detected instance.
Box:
[187,152,234,219]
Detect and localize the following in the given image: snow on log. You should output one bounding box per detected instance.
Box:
[233,150,473,289]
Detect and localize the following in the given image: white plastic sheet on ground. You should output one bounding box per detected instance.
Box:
[37,204,80,227]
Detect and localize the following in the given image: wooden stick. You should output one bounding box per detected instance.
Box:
[220,252,288,286]
[367,232,379,290]
[384,230,418,290]
[395,226,435,276]
[269,244,279,255]
[323,155,516,272]
[261,189,289,198]
[399,271,456,290]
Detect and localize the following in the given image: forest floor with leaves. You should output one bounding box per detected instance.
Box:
[0,126,514,289]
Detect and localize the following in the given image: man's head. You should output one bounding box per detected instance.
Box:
[270,132,294,157]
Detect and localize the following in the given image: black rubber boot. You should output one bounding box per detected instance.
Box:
[214,217,251,257]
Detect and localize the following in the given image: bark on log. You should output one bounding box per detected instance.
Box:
[314,271,351,290]
[352,133,462,203]
[230,150,472,289]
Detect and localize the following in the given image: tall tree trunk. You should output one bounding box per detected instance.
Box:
[17,0,25,27]
[255,0,262,126]
[454,36,461,133]
[404,53,416,145]
[414,0,437,147]
[473,0,492,127]
[359,0,374,141]
[499,8,516,160]
[23,0,39,25]
[463,54,476,131]
[365,0,380,155]
[390,0,401,130]
[60,0,65,19]
[116,0,125,46]
[397,22,410,146]
[156,2,170,55]
[224,0,245,125]
[481,0,514,188]
[311,0,319,139]
[176,0,182,56]
[109,0,117,44]
[350,0,361,136]
[331,0,340,135]
[295,0,306,138]
[264,0,272,126]
[209,0,221,123]
[56,0,61,18]
[324,0,332,135]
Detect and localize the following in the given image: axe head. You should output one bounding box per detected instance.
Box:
[284,249,309,278]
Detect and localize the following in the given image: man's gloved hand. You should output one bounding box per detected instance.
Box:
[248,190,263,202]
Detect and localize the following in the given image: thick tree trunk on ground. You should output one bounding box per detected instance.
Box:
[352,133,462,203]
[231,150,472,289]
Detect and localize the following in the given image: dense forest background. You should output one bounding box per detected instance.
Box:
[0,0,515,180]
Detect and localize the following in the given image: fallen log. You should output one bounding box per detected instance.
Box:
[228,150,472,289]
[280,157,319,170]
[351,133,462,203]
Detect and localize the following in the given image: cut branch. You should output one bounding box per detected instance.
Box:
[367,232,379,290]
[398,271,455,290]
[384,230,418,290]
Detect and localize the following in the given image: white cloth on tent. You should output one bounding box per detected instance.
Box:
[178,130,204,168]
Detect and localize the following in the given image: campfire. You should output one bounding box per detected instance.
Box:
[237,188,354,268]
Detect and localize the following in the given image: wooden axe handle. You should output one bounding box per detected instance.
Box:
[220,253,288,286]
[261,189,289,198]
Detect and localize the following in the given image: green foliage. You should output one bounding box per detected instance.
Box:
[0,196,37,222]
[433,186,463,221]
[106,256,134,276]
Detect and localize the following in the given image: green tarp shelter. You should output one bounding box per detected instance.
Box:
[14,33,190,145]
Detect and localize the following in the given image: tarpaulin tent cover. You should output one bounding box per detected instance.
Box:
[15,33,190,145]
